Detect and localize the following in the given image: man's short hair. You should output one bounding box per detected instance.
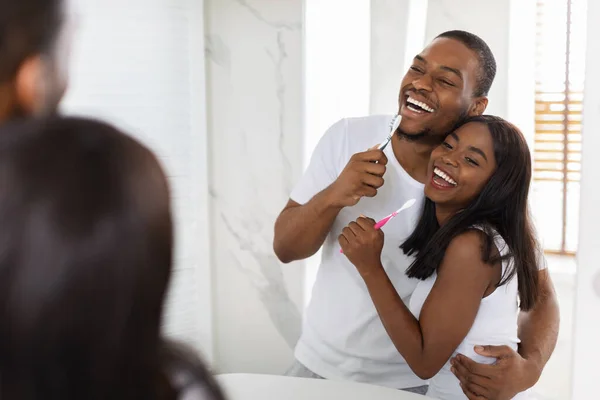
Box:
[436,30,497,97]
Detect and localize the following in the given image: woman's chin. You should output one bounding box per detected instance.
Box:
[424,185,450,204]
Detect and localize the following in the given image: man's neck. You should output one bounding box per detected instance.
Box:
[391,133,443,184]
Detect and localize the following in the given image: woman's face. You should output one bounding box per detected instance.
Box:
[424,122,497,210]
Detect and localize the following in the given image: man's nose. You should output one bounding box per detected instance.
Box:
[412,75,433,92]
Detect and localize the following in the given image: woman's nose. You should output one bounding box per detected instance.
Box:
[442,155,458,167]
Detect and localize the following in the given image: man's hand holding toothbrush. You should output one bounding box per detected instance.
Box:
[326,147,388,208]
[273,144,387,264]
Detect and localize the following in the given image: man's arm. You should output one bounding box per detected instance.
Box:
[451,268,560,399]
[273,194,342,263]
[274,149,387,263]
[517,268,560,377]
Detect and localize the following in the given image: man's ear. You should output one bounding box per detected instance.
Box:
[468,97,488,116]
[14,55,44,115]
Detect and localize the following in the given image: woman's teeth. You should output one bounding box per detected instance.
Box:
[434,167,457,186]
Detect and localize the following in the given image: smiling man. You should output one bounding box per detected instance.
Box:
[274,30,559,398]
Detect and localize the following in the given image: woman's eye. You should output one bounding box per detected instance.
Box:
[465,157,479,166]
[442,142,453,149]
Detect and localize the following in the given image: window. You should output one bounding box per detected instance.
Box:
[533,0,587,255]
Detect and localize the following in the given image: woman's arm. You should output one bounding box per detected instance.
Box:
[339,219,498,379]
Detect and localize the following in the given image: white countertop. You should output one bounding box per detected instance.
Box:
[216,373,431,400]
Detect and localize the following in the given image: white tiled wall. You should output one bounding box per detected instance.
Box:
[61,0,212,359]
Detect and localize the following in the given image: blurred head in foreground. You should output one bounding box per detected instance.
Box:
[0,117,225,400]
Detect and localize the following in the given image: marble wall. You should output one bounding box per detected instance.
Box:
[204,0,304,373]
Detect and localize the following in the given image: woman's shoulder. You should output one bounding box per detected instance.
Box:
[442,227,504,272]
[161,341,226,400]
[446,228,489,256]
[468,224,509,256]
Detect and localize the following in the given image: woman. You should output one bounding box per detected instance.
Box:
[0,117,225,400]
[338,115,540,399]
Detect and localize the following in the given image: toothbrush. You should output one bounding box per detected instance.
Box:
[339,198,417,253]
[377,115,401,151]
[373,198,416,229]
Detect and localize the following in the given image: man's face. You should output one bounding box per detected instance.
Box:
[396,37,485,141]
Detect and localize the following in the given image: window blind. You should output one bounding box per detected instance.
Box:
[534,0,587,254]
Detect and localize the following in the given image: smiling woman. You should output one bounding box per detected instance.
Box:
[426,122,497,213]
[337,115,541,399]
[403,115,539,299]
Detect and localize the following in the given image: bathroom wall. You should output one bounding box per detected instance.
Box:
[62,0,213,359]
[204,0,305,373]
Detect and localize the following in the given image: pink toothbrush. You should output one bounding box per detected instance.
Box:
[340,198,417,253]
[373,198,416,229]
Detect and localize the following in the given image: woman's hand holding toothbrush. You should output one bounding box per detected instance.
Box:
[326,148,388,208]
[338,216,385,277]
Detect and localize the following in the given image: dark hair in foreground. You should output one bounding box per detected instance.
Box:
[401,115,540,311]
[0,0,64,83]
[0,117,224,400]
[436,30,497,97]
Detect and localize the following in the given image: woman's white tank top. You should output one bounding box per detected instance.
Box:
[408,227,530,399]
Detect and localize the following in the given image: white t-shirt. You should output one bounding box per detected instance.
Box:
[290,115,427,389]
[408,227,530,399]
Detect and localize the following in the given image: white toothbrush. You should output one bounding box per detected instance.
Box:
[377,115,401,151]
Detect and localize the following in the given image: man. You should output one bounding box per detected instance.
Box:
[0,0,70,122]
[274,30,559,399]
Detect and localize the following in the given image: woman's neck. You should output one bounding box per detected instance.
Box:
[435,204,462,226]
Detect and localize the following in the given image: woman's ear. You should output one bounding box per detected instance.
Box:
[468,97,489,116]
[14,55,44,115]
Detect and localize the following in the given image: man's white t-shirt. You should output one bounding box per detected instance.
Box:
[290,115,427,389]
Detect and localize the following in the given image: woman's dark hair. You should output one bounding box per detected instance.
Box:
[0,117,224,400]
[401,115,540,311]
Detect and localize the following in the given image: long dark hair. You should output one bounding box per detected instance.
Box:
[401,115,540,311]
[0,117,224,400]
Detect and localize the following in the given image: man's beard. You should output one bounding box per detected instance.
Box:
[395,108,470,143]
[395,127,430,142]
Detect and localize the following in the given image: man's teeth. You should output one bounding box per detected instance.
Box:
[434,167,457,186]
[407,96,434,113]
